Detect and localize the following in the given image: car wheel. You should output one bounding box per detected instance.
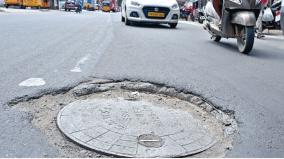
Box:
[125,11,131,26]
[121,16,125,22]
[125,16,131,25]
[169,23,177,28]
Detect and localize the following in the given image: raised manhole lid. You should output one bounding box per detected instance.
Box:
[57,98,216,157]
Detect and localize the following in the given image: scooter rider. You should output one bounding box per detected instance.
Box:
[75,0,82,13]
[204,0,261,53]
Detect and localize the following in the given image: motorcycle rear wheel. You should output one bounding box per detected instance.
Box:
[237,26,255,54]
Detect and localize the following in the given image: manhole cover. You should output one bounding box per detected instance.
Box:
[57,98,216,157]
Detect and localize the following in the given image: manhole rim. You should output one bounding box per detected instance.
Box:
[56,98,217,158]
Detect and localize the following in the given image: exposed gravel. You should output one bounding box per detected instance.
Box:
[10,79,238,157]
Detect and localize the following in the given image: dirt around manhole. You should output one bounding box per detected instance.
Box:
[10,79,237,157]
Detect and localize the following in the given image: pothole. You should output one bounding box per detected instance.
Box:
[10,79,237,157]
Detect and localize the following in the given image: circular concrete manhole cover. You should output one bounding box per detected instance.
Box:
[57,98,216,157]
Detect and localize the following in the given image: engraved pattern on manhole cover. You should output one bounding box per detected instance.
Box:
[57,98,216,157]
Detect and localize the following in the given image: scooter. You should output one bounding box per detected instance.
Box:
[203,0,261,54]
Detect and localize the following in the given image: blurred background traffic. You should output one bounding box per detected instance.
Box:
[0,0,283,34]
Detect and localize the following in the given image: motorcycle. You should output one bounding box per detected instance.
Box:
[203,0,261,54]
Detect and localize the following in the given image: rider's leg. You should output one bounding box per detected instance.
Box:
[212,0,222,18]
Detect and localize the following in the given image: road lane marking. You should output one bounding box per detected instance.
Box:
[178,21,202,27]
[19,78,46,87]
[70,54,90,73]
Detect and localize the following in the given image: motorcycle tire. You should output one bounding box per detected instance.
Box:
[212,36,221,42]
[169,23,178,28]
[237,26,255,54]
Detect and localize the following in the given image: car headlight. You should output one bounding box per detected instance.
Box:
[172,4,179,9]
[131,1,140,6]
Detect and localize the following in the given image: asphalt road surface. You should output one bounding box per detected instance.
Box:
[0,9,284,157]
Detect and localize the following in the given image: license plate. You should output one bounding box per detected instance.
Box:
[148,12,165,17]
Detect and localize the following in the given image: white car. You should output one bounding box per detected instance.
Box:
[121,0,180,28]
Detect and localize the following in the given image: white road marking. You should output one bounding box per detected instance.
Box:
[70,54,90,73]
[179,21,202,27]
[19,78,46,87]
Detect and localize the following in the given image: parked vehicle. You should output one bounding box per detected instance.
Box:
[262,0,282,30]
[4,0,48,8]
[23,0,49,8]
[102,0,110,11]
[203,0,261,53]
[84,0,95,11]
[4,0,25,8]
[121,0,180,28]
[65,0,76,11]
[101,0,116,12]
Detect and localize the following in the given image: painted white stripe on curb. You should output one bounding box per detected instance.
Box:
[19,78,46,87]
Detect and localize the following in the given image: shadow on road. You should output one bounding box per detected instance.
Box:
[250,48,284,60]
[209,40,239,52]
[207,40,284,60]
[129,22,178,30]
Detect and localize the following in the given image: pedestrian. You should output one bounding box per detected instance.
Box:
[256,0,269,38]
[75,2,82,13]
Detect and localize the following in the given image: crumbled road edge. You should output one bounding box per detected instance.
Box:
[8,78,238,157]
